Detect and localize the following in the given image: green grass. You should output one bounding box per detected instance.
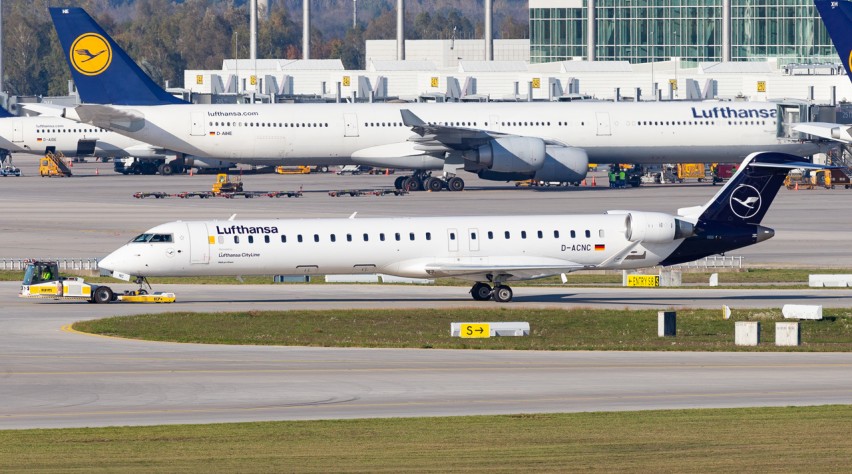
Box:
[1,406,851,472]
[73,308,852,351]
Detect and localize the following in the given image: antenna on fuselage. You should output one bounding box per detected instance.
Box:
[349,212,357,219]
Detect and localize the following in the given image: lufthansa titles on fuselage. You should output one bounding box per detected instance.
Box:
[690,107,777,119]
[215,225,279,235]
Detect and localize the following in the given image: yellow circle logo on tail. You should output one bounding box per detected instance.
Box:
[848,50,852,76]
[70,33,112,76]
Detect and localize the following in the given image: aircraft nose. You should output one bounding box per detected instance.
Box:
[756,225,775,243]
[98,248,126,273]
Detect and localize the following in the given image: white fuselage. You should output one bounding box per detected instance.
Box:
[80,101,820,167]
[0,115,163,158]
[99,214,678,282]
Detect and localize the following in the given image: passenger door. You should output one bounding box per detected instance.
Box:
[190,111,206,136]
[185,222,210,264]
[595,112,611,136]
[343,113,359,137]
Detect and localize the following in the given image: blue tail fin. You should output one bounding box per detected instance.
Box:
[0,105,14,118]
[661,152,822,266]
[697,152,816,225]
[815,0,852,83]
[49,7,185,106]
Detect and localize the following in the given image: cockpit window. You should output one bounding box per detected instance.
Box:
[150,234,173,243]
[131,233,172,243]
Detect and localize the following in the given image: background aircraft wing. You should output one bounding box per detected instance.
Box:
[793,122,852,144]
[65,104,145,132]
[401,109,570,153]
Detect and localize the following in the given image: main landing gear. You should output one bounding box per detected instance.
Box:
[394,171,465,192]
[470,282,514,303]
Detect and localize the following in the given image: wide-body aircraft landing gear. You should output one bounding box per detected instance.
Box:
[469,282,514,302]
[394,171,465,192]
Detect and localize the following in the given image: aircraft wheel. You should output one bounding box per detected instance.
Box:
[403,177,422,192]
[92,286,114,304]
[159,163,174,176]
[424,177,443,192]
[492,285,513,303]
[470,282,492,301]
[447,177,465,192]
[394,176,405,189]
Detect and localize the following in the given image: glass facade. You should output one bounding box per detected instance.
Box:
[530,0,836,65]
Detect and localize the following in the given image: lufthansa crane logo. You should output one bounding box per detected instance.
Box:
[70,33,112,76]
[729,184,762,219]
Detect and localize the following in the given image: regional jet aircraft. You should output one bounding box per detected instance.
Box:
[98,152,816,302]
[51,7,821,191]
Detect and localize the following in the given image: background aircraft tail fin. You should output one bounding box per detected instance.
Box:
[49,7,185,106]
[0,106,14,118]
[815,0,852,83]
[695,152,820,225]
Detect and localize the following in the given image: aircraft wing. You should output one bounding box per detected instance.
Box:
[401,109,570,153]
[64,104,145,132]
[423,257,586,281]
[793,122,852,143]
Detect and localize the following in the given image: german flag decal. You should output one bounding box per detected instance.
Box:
[209,131,216,136]
[594,244,605,251]
[37,138,43,142]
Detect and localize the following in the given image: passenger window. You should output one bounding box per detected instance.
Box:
[599,229,605,238]
[363,233,369,242]
[570,231,576,238]
[218,236,224,244]
[470,232,477,240]
[248,236,254,244]
[488,231,494,239]
[425,232,431,240]
[504,231,510,239]
[521,231,527,239]
[380,233,386,241]
[264,235,270,243]
[297,235,303,243]
[585,230,591,238]
[331,234,336,242]
[234,236,240,244]
[537,230,543,239]
[450,232,456,240]
[347,234,352,242]
[314,234,320,242]
[281,235,287,243]
[395,233,401,241]
[409,233,415,241]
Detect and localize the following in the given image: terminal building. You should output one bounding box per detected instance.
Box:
[529,0,836,65]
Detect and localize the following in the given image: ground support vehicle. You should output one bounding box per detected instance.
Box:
[675,163,708,183]
[328,188,409,197]
[39,152,73,177]
[1,152,21,176]
[18,260,175,304]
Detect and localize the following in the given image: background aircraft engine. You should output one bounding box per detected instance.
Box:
[624,212,696,244]
[466,136,546,173]
[533,146,589,183]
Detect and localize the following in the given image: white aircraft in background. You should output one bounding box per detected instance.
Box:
[0,105,235,175]
[51,7,822,191]
[98,152,816,302]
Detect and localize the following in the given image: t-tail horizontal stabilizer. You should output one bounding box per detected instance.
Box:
[661,152,823,265]
[49,7,185,106]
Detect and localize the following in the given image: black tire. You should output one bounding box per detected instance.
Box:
[425,177,443,192]
[471,282,492,301]
[394,176,405,189]
[403,177,422,192]
[447,177,465,192]
[492,285,513,303]
[137,289,148,295]
[92,286,113,304]
[319,165,329,173]
[160,163,174,175]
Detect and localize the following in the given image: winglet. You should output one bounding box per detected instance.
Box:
[400,109,426,127]
[49,7,186,105]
